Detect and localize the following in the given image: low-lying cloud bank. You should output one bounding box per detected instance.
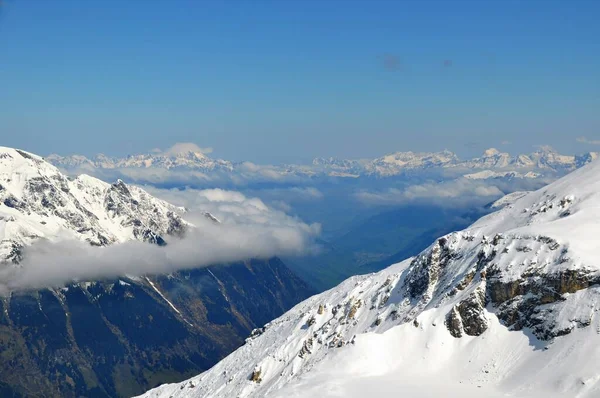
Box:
[0,189,320,293]
[354,177,550,207]
[144,187,322,229]
[61,162,313,188]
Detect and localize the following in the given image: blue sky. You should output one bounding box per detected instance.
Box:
[0,0,598,163]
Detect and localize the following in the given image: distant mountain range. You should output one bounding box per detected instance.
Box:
[47,146,598,181]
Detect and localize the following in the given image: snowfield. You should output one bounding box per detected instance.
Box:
[138,154,600,398]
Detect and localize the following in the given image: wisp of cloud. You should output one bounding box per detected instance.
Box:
[0,188,320,293]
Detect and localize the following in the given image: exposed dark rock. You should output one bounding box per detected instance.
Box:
[3,195,24,210]
[250,368,262,383]
[347,299,362,319]
[446,286,488,338]
[489,268,600,338]
[406,237,456,300]
[446,307,464,338]
[15,149,40,162]
[298,338,313,358]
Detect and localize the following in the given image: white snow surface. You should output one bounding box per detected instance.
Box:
[138,157,600,398]
[0,147,188,263]
[490,191,530,209]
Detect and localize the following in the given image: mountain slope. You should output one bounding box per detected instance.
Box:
[138,158,600,398]
[0,147,188,263]
[0,147,314,397]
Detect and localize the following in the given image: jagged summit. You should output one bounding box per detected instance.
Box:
[483,147,501,156]
[139,155,600,398]
[0,147,189,263]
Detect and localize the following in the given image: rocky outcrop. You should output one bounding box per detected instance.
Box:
[405,237,457,300]
[488,268,600,338]
[405,227,600,341]
[445,285,488,338]
[250,367,262,383]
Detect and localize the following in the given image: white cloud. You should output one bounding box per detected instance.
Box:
[57,157,315,187]
[576,136,600,145]
[0,187,320,292]
[114,167,213,184]
[289,187,324,199]
[160,142,214,156]
[354,178,505,206]
[239,162,288,181]
[196,188,248,203]
[250,186,324,204]
[271,200,293,213]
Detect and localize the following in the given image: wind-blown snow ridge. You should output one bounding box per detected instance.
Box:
[0,147,189,263]
[139,157,600,398]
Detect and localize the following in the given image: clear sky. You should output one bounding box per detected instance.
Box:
[0,0,598,163]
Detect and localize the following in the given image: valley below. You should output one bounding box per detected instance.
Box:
[0,259,312,397]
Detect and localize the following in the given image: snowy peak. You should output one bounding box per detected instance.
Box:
[483,147,501,156]
[466,148,514,168]
[0,147,189,263]
[49,149,234,171]
[366,150,459,176]
[139,158,600,398]
[49,146,598,181]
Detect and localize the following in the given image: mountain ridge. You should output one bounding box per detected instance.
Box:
[137,157,600,397]
[48,146,599,180]
[0,146,191,264]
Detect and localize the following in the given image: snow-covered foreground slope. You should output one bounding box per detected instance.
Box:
[139,156,600,398]
[0,147,188,263]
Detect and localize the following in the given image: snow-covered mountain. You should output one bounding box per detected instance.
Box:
[364,149,460,176]
[0,146,315,397]
[47,149,234,171]
[0,147,189,263]
[48,146,598,181]
[139,154,600,398]
[463,170,541,180]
